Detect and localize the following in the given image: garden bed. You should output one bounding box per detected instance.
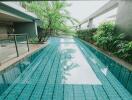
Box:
[76,21,132,65]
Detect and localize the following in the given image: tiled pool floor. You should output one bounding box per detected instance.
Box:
[0,37,132,100]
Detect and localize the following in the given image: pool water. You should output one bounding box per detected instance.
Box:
[0,37,132,100]
[0,44,44,95]
[78,38,132,94]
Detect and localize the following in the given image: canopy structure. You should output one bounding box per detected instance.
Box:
[0,2,40,37]
[0,2,38,22]
[79,1,119,26]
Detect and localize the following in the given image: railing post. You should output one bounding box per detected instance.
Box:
[1,74,6,85]
[14,35,19,57]
[26,35,30,52]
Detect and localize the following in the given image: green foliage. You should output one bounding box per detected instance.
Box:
[114,40,132,63]
[93,22,115,51]
[29,37,39,44]
[77,21,132,64]
[29,36,48,44]
[76,28,97,42]
[23,1,78,38]
[93,22,132,63]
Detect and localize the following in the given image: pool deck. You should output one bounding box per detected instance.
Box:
[0,43,47,72]
[0,37,132,100]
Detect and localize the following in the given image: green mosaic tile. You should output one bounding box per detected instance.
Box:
[0,37,132,100]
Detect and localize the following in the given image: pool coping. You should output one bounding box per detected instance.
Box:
[0,42,48,73]
[78,38,132,71]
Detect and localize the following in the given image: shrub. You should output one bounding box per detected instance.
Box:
[76,29,87,38]
[87,28,97,41]
[76,28,97,42]
[93,22,116,51]
[77,21,132,64]
[115,41,132,63]
[29,37,39,44]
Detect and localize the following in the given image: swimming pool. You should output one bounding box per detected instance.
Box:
[0,37,132,100]
[0,44,45,95]
[77,38,132,94]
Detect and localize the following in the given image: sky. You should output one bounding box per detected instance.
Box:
[66,0,110,26]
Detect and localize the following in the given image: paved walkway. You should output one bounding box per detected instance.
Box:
[0,40,43,64]
[0,37,132,100]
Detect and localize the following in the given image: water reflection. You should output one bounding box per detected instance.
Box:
[59,38,101,85]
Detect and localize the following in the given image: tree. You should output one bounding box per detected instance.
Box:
[23,1,78,42]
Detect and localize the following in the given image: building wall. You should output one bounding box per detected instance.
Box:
[14,22,38,38]
[0,25,7,34]
[116,1,132,40]
[0,22,14,39]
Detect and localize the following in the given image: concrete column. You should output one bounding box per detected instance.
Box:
[34,21,38,36]
[116,1,132,40]
[87,23,89,29]
[88,18,93,29]
[79,25,81,29]
[75,26,78,31]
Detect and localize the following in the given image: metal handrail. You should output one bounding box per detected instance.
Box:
[8,34,27,36]
[11,34,29,57]
[0,33,30,57]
